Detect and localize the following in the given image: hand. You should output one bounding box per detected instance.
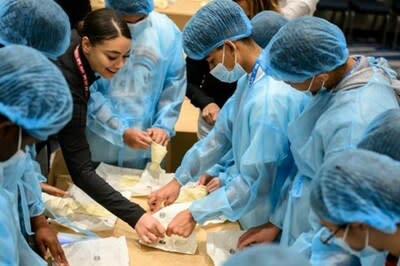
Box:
[206,177,221,193]
[201,103,220,125]
[31,215,69,266]
[41,183,68,197]
[198,174,213,186]
[147,128,169,147]
[237,222,281,250]
[148,179,181,212]
[166,210,196,238]
[135,213,166,244]
[123,128,152,149]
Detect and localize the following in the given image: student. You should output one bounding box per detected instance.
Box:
[86,0,186,169]
[55,8,165,244]
[249,16,399,265]
[310,149,400,263]
[0,45,72,266]
[148,0,308,237]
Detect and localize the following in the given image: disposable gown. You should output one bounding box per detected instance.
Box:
[86,11,186,169]
[271,56,399,265]
[175,58,308,228]
[0,150,46,265]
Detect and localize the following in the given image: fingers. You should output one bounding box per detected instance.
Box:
[41,184,68,197]
[49,241,68,266]
[148,128,169,145]
[154,221,166,238]
[36,240,47,259]
[148,193,163,212]
[206,178,220,192]
[237,233,256,250]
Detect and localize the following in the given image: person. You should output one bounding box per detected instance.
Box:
[0,0,70,59]
[86,0,186,169]
[55,8,165,244]
[148,0,308,238]
[250,16,399,265]
[235,0,317,19]
[223,244,310,266]
[187,0,281,140]
[0,45,72,265]
[54,0,92,29]
[310,149,400,261]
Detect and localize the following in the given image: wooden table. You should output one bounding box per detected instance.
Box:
[56,197,240,266]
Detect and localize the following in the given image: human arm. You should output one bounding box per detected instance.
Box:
[280,0,318,19]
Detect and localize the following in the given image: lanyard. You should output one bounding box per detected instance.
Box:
[248,60,261,89]
[74,45,89,100]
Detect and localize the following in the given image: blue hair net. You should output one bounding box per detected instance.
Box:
[183,0,252,60]
[106,0,153,15]
[358,109,400,161]
[0,45,72,140]
[263,16,349,82]
[250,11,288,49]
[223,244,310,266]
[310,149,400,234]
[0,0,71,59]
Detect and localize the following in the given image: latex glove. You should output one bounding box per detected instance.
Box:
[41,183,68,197]
[123,128,152,149]
[237,222,281,250]
[32,215,69,266]
[148,179,181,212]
[135,213,166,244]
[202,103,220,125]
[147,128,169,146]
[166,209,196,238]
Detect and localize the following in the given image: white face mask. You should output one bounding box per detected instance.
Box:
[210,44,246,83]
[334,225,380,259]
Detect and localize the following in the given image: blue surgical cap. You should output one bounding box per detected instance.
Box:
[310,149,400,234]
[0,45,72,140]
[251,11,288,49]
[223,244,310,266]
[106,0,154,15]
[183,0,252,60]
[263,16,349,83]
[358,109,400,161]
[0,0,71,59]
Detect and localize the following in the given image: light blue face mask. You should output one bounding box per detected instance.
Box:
[209,44,246,83]
[334,225,381,260]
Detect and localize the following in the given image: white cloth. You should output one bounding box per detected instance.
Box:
[279,0,318,19]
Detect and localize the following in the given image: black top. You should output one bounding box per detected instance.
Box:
[54,31,145,228]
[185,57,237,110]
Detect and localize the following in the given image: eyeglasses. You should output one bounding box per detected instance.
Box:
[320,225,346,245]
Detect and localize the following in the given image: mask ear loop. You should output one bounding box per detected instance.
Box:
[365,228,370,248]
[17,127,22,151]
[306,76,315,92]
[221,43,226,65]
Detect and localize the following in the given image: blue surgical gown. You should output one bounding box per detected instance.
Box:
[175,59,309,229]
[86,11,186,169]
[0,150,47,265]
[271,56,399,265]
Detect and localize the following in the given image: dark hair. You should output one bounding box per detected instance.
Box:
[55,0,92,29]
[78,8,131,45]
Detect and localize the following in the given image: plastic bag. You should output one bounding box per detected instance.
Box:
[140,202,198,254]
[206,230,246,266]
[62,236,129,266]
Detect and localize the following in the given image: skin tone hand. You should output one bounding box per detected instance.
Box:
[147,128,169,147]
[123,128,152,149]
[198,174,221,193]
[31,215,69,266]
[237,222,281,250]
[148,179,181,212]
[135,213,166,244]
[166,210,196,238]
[202,103,220,125]
[40,183,68,197]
